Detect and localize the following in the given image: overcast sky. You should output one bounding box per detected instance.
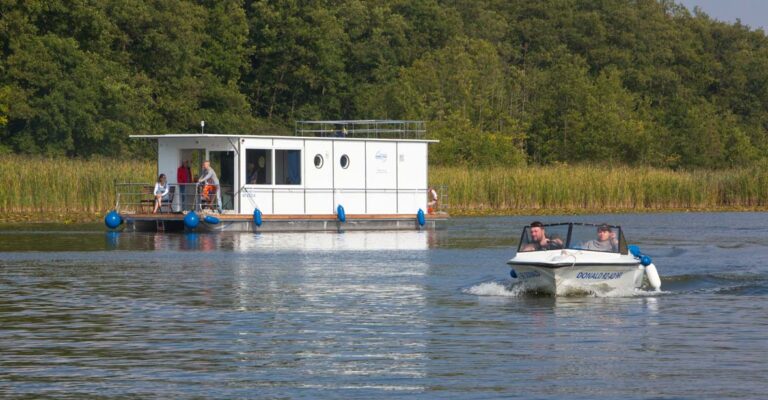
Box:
[677,0,768,32]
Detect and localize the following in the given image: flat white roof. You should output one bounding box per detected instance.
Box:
[130,134,438,143]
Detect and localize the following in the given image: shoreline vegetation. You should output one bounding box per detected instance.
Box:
[1,156,767,224]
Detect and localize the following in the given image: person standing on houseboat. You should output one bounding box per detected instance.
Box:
[198,160,220,211]
[177,160,191,209]
[153,174,170,214]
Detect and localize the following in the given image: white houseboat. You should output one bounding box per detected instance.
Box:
[107,120,447,232]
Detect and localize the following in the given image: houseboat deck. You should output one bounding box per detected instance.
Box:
[121,212,448,232]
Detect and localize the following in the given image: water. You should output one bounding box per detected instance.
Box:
[1,213,767,399]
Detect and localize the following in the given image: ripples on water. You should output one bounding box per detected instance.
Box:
[1,213,767,398]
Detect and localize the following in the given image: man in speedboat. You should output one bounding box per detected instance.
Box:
[521,221,564,251]
[581,223,619,252]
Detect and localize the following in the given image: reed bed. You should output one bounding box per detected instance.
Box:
[430,165,768,213]
[0,155,154,214]
[1,156,767,221]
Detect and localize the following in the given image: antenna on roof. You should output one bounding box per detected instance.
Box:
[200,120,205,134]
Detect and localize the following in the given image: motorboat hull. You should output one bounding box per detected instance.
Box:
[508,255,645,296]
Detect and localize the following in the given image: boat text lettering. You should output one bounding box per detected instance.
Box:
[576,272,624,280]
[518,271,541,279]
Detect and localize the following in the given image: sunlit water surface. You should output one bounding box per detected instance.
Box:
[1,213,767,399]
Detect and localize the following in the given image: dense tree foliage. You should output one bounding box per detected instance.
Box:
[1,0,767,168]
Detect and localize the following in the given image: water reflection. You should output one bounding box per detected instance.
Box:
[105,230,437,252]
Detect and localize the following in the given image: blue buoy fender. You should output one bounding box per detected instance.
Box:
[510,269,518,279]
[104,210,122,229]
[628,245,641,257]
[640,255,652,266]
[203,215,220,225]
[253,208,263,227]
[417,208,426,226]
[337,205,346,223]
[184,211,200,229]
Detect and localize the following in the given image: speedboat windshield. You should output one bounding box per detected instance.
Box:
[517,223,628,254]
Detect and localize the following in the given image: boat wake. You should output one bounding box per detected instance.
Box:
[462,280,669,298]
[462,280,527,297]
[464,271,768,299]
[661,272,768,295]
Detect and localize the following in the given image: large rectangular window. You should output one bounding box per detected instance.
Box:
[275,149,301,185]
[245,149,271,185]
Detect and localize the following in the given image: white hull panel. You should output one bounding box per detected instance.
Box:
[511,264,645,296]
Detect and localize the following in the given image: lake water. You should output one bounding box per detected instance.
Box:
[1,213,767,399]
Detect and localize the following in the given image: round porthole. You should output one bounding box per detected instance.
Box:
[340,154,350,169]
[314,154,324,169]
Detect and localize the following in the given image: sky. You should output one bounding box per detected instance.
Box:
[677,0,768,32]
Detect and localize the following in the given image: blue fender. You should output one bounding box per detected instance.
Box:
[184,211,200,229]
[417,208,426,226]
[253,208,263,227]
[337,204,346,223]
[104,210,122,229]
[203,215,220,225]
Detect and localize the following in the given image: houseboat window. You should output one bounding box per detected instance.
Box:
[340,154,350,169]
[245,149,271,184]
[314,154,324,169]
[275,149,301,185]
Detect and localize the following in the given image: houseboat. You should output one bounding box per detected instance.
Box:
[105,120,448,232]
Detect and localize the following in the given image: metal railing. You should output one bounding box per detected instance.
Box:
[115,183,222,213]
[294,120,426,139]
[115,183,448,214]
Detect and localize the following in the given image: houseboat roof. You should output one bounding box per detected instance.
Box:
[130,133,439,143]
[132,119,436,142]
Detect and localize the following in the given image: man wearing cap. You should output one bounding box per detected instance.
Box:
[581,224,619,252]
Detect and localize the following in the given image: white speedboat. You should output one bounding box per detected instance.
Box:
[507,222,661,295]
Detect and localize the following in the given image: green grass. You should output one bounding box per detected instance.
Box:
[2,157,767,222]
[0,155,154,214]
[430,165,768,213]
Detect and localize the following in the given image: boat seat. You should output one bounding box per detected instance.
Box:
[140,185,175,213]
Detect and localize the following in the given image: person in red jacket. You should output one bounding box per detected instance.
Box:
[177,160,191,209]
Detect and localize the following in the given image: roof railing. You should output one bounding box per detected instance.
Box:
[294,120,426,139]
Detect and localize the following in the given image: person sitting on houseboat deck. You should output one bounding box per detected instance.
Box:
[152,173,170,214]
[581,223,619,252]
[520,221,564,251]
[197,160,220,210]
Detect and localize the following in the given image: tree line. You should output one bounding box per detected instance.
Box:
[1,0,767,168]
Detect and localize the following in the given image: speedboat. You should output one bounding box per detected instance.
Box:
[507,222,661,295]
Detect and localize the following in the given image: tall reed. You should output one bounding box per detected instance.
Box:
[0,155,154,213]
[430,165,768,212]
[1,156,766,217]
